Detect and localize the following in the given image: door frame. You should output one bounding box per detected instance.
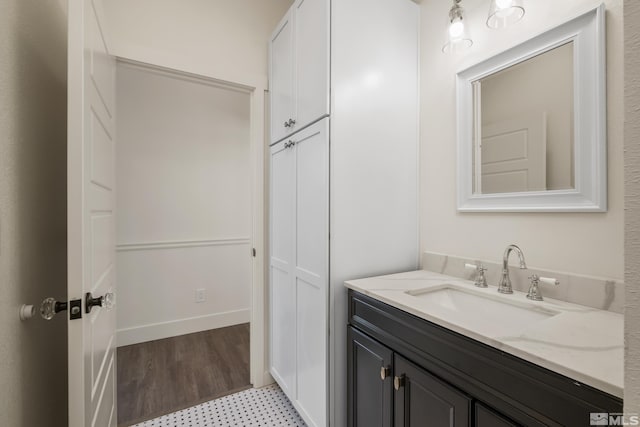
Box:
[115,57,271,388]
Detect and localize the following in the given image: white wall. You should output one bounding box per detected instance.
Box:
[103,0,294,86]
[116,62,252,345]
[420,0,624,280]
[0,0,68,425]
[625,0,640,412]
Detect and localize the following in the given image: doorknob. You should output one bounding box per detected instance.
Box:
[85,292,115,313]
[40,297,73,320]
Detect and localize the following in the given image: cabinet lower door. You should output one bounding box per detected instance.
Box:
[269,138,296,395]
[394,355,471,427]
[271,119,329,427]
[293,119,329,427]
[348,327,393,427]
[475,403,519,427]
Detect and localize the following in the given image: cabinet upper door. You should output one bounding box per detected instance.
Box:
[270,9,295,143]
[294,0,329,131]
[394,355,471,427]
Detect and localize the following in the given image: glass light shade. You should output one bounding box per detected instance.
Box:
[487,0,525,29]
[442,15,473,53]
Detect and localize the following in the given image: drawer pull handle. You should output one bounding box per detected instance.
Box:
[394,375,405,391]
[380,366,391,380]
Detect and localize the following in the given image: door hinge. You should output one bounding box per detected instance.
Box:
[252,248,257,257]
[69,299,82,320]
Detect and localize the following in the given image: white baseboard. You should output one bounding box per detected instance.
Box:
[116,309,251,347]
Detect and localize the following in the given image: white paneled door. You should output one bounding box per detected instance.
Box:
[68,1,117,426]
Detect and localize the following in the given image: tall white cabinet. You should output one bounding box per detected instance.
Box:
[269,0,419,426]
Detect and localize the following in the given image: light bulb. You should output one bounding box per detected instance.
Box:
[487,0,525,29]
[495,0,513,9]
[449,20,465,39]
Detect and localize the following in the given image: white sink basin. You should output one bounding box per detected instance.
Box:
[405,285,561,337]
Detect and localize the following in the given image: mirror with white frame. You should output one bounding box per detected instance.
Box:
[456,4,606,212]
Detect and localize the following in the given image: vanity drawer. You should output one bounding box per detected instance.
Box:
[348,290,622,426]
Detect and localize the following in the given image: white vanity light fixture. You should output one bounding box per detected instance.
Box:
[442,0,473,53]
[487,0,525,29]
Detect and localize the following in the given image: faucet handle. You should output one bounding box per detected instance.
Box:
[526,275,559,301]
[539,276,560,286]
[465,263,488,288]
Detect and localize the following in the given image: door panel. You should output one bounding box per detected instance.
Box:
[295,122,328,275]
[270,140,296,395]
[68,0,117,425]
[394,355,471,427]
[271,142,295,264]
[348,327,393,427]
[270,10,295,143]
[293,119,329,427]
[295,0,330,129]
[296,277,326,425]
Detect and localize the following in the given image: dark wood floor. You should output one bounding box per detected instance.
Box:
[117,324,251,426]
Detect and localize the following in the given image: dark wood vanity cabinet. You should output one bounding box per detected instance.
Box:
[347,290,623,427]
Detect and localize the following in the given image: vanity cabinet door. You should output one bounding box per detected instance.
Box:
[474,403,520,427]
[348,327,393,427]
[394,355,471,427]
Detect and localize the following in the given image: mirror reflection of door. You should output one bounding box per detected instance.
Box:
[478,112,547,194]
[473,42,574,195]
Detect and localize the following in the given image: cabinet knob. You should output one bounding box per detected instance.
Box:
[288,118,296,127]
[380,366,391,380]
[284,121,290,128]
[394,375,405,391]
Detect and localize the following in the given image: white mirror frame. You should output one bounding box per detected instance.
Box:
[456,4,606,212]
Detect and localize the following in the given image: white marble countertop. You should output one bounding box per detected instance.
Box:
[345,269,624,398]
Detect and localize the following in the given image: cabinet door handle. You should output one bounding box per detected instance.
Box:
[394,375,405,391]
[288,118,296,127]
[284,121,290,128]
[380,366,391,380]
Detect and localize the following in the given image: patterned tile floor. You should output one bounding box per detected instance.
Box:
[133,384,307,427]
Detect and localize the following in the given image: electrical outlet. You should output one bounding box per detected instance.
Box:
[195,288,205,303]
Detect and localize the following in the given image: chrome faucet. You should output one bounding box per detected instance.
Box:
[497,244,527,294]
